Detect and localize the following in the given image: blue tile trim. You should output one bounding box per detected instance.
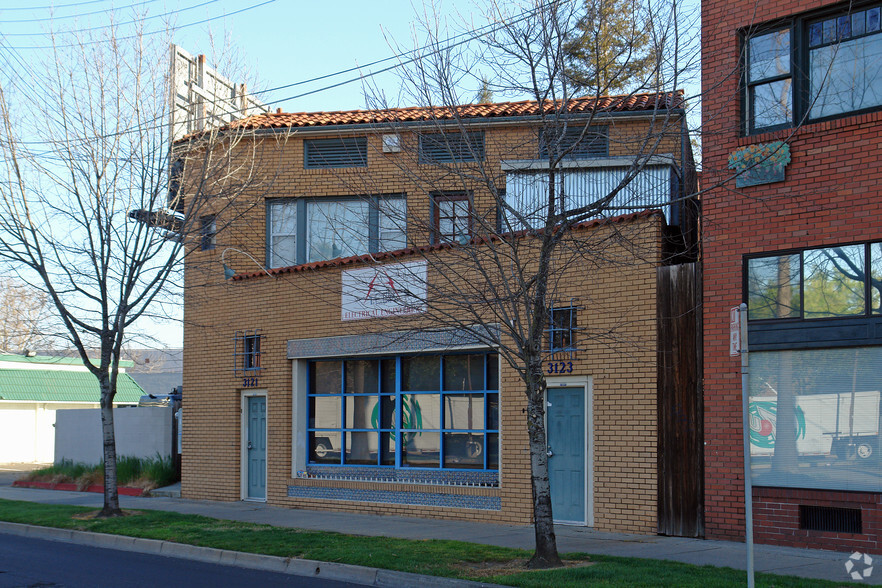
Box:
[303,466,498,487]
[286,485,501,511]
[287,325,500,359]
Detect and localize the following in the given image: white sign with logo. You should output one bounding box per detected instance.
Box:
[341,261,427,321]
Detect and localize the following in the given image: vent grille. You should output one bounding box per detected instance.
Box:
[799,505,862,534]
[419,131,485,163]
[304,137,367,168]
[540,126,609,159]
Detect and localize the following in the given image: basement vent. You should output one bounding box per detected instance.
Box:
[799,505,862,534]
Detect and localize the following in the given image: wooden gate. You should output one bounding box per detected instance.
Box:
[657,262,704,537]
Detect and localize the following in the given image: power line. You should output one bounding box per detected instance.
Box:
[0,0,112,11]
[4,0,275,49]
[1,0,219,36]
[0,0,162,24]
[2,1,555,149]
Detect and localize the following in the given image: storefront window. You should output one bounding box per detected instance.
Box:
[747,243,878,320]
[748,347,882,492]
[747,254,801,320]
[803,245,865,318]
[307,353,499,470]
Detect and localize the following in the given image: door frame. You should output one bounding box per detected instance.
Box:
[545,376,593,526]
[240,390,267,502]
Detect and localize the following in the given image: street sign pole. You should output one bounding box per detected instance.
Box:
[735,303,755,588]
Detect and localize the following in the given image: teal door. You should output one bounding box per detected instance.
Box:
[547,386,586,524]
[247,396,267,499]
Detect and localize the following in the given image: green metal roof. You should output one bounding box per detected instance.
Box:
[0,354,134,368]
[0,369,143,403]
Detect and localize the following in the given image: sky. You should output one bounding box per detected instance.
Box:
[0,0,482,349]
[0,0,483,112]
[0,0,701,349]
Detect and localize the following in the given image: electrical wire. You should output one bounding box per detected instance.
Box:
[3,0,275,49]
[0,0,112,11]
[1,1,559,149]
[2,0,218,35]
[0,0,162,24]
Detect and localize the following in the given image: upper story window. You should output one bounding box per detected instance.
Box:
[547,304,578,353]
[200,215,216,251]
[808,6,882,119]
[539,126,609,159]
[266,196,406,268]
[746,29,792,132]
[168,158,184,211]
[304,137,368,169]
[419,131,485,163]
[233,330,264,376]
[746,242,882,320]
[432,192,472,244]
[745,4,882,134]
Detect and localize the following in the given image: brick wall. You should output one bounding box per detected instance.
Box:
[182,116,682,532]
[701,0,882,551]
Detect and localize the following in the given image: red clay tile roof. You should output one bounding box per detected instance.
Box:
[225,91,684,132]
[231,209,664,281]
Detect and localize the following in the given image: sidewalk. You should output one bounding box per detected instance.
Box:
[0,483,877,585]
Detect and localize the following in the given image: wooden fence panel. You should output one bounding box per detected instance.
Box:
[657,262,704,537]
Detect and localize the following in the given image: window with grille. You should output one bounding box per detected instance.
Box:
[234,330,264,376]
[547,304,578,353]
[304,137,367,168]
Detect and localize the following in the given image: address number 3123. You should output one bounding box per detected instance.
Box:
[547,361,574,374]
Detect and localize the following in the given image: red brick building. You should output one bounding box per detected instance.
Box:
[702,0,882,553]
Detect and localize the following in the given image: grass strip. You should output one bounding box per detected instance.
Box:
[0,499,854,587]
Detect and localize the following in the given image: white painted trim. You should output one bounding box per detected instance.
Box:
[291,360,308,477]
[240,389,267,502]
[501,155,675,171]
[545,376,594,527]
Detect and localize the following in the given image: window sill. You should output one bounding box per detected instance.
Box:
[739,108,882,147]
[287,477,500,495]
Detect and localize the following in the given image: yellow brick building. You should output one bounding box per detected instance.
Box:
[180,93,700,535]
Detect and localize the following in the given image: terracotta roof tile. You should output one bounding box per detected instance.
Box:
[225,91,684,133]
[231,209,663,281]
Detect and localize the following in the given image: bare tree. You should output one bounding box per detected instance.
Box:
[0,278,55,352]
[0,23,282,515]
[352,0,699,567]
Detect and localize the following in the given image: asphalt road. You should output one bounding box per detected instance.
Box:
[0,532,361,588]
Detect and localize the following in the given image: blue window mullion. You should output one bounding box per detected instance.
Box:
[395,357,402,469]
[340,361,346,465]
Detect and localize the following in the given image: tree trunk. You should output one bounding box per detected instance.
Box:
[526,389,563,569]
[99,387,122,517]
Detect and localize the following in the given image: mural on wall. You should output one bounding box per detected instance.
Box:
[728,141,791,188]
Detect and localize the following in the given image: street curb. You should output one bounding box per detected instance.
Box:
[0,521,503,587]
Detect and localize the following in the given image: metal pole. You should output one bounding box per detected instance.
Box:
[739,302,755,588]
